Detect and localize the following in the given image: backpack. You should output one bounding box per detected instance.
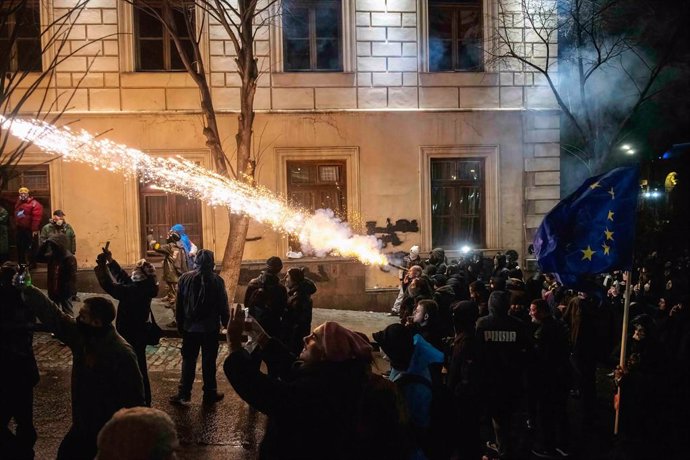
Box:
[395,373,455,460]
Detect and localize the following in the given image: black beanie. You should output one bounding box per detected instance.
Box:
[266,256,283,273]
[372,324,414,371]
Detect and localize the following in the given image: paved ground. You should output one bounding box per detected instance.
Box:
[24,291,636,459]
[28,293,397,459]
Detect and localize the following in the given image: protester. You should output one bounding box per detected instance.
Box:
[527,299,571,458]
[94,246,159,406]
[170,223,197,261]
[96,407,178,460]
[0,205,9,263]
[475,290,529,459]
[35,234,77,316]
[170,249,228,406]
[225,309,408,460]
[14,187,43,266]
[0,263,38,460]
[20,288,144,460]
[447,300,481,460]
[151,230,190,326]
[390,245,425,316]
[374,323,445,459]
[281,266,317,355]
[244,256,288,338]
[39,210,76,256]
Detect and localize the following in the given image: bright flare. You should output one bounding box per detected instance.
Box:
[1,116,388,266]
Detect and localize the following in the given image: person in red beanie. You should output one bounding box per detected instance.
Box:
[224,308,409,460]
[14,187,43,266]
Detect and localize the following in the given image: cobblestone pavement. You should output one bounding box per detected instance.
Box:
[31,314,394,460]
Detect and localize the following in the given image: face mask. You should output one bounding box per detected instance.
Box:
[55,219,64,226]
[19,194,28,201]
[77,320,102,337]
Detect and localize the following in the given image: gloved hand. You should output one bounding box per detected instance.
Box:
[96,253,109,266]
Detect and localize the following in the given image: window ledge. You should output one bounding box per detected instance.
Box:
[120,72,198,88]
[419,72,498,87]
[272,72,356,88]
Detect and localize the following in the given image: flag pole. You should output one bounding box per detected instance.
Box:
[614,270,634,435]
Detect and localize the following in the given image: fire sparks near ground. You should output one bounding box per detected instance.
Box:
[0,116,388,266]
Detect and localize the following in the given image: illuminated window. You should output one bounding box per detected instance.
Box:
[430,158,484,247]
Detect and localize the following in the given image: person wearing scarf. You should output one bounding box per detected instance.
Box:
[224,310,409,460]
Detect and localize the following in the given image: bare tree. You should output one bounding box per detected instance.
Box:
[131,0,279,300]
[0,0,108,190]
[492,0,687,174]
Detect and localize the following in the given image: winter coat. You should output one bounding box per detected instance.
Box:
[390,334,444,429]
[0,283,39,387]
[21,286,144,434]
[224,338,407,460]
[433,285,456,337]
[282,278,317,352]
[39,221,76,254]
[94,259,159,347]
[176,268,229,333]
[527,316,571,390]
[36,240,77,304]
[475,298,529,397]
[0,206,9,255]
[153,241,189,283]
[244,271,288,337]
[14,197,43,232]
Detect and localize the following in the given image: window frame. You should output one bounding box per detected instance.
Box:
[418,0,493,74]
[420,145,499,254]
[427,1,483,72]
[429,157,485,248]
[0,0,43,72]
[276,147,361,258]
[281,0,343,72]
[132,0,196,72]
[271,0,354,74]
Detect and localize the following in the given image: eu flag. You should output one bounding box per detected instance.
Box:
[533,166,640,286]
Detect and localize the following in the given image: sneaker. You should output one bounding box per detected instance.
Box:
[203,392,224,404]
[169,394,191,406]
[387,310,399,317]
[531,447,559,459]
[555,447,571,457]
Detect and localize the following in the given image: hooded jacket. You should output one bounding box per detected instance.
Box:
[475,291,529,394]
[94,259,159,346]
[244,270,288,337]
[176,250,229,333]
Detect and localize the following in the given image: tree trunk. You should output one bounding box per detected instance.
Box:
[220,0,259,302]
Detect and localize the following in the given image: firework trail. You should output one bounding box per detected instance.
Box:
[0,115,388,266]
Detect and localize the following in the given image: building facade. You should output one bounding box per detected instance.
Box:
[3,0,560,308]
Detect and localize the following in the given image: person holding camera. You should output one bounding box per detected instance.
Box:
[0,262,39,460]
[94,244,159,406]
[169,249,228,406]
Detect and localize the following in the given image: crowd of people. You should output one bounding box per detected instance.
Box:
[1,184,689,460]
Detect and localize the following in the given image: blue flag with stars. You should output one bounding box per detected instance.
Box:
[533,166,639,286]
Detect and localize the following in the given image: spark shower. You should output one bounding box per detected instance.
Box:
[0,115,388,266]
